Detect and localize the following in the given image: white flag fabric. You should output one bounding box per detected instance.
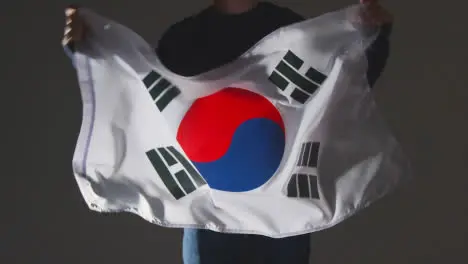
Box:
[68,5,411,238]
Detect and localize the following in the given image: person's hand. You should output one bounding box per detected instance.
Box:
[359,0,393,27]
[62,6,87,47]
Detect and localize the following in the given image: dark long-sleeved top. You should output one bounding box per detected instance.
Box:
[157,2,392,87]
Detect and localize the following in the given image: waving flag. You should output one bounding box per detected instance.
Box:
[67,5,411,238]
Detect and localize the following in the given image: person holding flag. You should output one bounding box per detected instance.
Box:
[63,0,393,263]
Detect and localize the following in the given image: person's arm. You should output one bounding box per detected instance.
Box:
[365,23,392,88]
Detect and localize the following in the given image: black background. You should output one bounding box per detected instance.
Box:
[3,0,467,263]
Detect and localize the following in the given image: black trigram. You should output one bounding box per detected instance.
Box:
[297,142,320,168]
[287,174,320,199]
[146,146,207,200]
[287,142,321,199]
[142,70,181,112]
[269,50,327,104]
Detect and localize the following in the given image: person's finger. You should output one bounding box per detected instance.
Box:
[62,35,72,46]
[65,7,76,17]
[65,8,76,33]
[64,25,72,36]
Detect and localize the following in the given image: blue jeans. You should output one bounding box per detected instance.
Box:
[183,229,310,264]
